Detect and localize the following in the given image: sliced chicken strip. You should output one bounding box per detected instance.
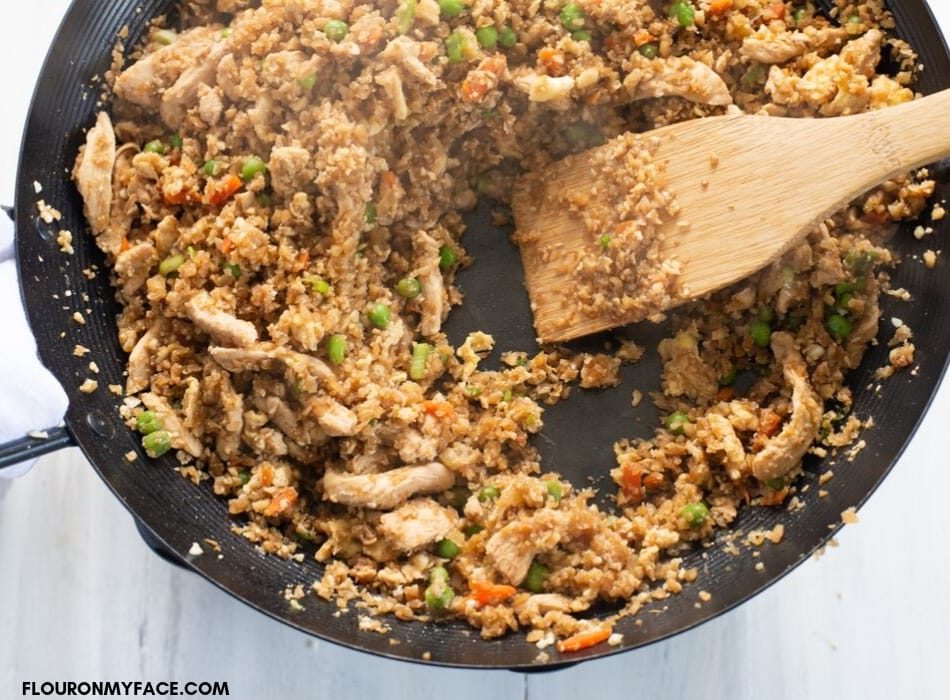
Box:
[185,291,258,347]
[73,111,116,236]
[126,318,167,394]
[378,498,458,552]
[751,333,823,482]
[160,42,228,129]
[322,461,455,510]
[624,55,732,106]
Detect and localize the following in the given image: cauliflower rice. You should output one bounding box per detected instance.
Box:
[73,0,935,647]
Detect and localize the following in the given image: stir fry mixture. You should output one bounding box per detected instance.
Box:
[74,0,935,649]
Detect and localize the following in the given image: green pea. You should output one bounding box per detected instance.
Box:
[324,19,348,42]
[424,578,454,609]
[435,538,460,558]
[544,480,563,502]
[826,313,852,342]
[445,31,465,63]
[669,0,695,28]
[222,262,241,278]
[396,276,421,299]
[447,486,469,509]
[559,2,586,32]
[720,366,737,386]
[439,245,458,269]
[143,139,165,155]
[498,25,518,48]
[476,25,498,49]
[135,410,164,435]
[749,319,772,348]
[438,0,464,18]
[240,156,267,182]
[238,469,251,485]
[168,133,183,149]
[681,501,709,527]
[159,254,185,276]
[478,485,500,502]
[327,334,347,364]
[368,303,391,329]
[203,159,225,177]
[524,561,549,593]
[142,430,172,459]
[572,29,592,42]
[638,42,658,59]
[410,342,431,380]
[666,410,689,434]
[462,523,484,536]
[764,477,786,490]
[757,306,776,324]
[792,7,806,21]
[297,73,317,90]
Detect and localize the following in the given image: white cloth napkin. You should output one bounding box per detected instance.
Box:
[0,211,69,478]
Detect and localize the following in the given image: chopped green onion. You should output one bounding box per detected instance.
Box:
[435,538,460,558]
[559,3,586,32]
[545,480,563,502]
[396,0,416,34]
[168,133,183,149]
[238,469,251,484]
[826,313,852,342]
[368,303,391,329]
[438,0,464,19]
[220,27,233,39]
[240,156,267,182]
[498,25,518,48]
[324,19,348,42]
[203,159,225,177]
[572,29,592,42]
[720,366,737,386]
[222,262,241,278]
[445,30,465,63]
[669,0,695,28]
[297,73,317,90]
[638,42,658,59]
[666,410,689,434]
[410,342,431,379]
[681,501,709,527]
[524,561,549,593]
[303,276,330,295]
[599,234,612,252]
[424,566,454,609]
[764,477,786,490]
[153,28,178,45]
[142,430,172,459]
[438,245,458,269]
[327,334,347,364]
[476,25,499,49]
[143,140,165,155]
[364,201,377,225]
[749,319,772,348]
[501,388,513,402]
[462,524,484,536]
[158,254,185,276]
[135,410,163,435]
[478,485,500,501]
[396,276,422,299]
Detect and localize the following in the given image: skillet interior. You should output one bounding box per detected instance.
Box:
[15,0,950,668]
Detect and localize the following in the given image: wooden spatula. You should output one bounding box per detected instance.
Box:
[513,88,950,343]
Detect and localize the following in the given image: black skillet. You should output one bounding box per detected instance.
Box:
[6,0,950,669]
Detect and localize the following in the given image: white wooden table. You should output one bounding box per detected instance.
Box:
[2,3,948,698]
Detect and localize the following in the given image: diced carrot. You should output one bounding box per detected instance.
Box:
[758,410,783,438]
[769,2,786,19]
[708,0,733,15]
[632,29,654,47]
[422,400,456,419]
[260,462,274,487]
[264,487,298,517]
[556,625,612,653]
[297,250,310,265]
[205,174,243,206]
[464,581,517,607]
[120,237,131,253]
[760,487,789,507]
[538,47,566,77]
[382,170,397,189]
[221,236,234,254]
[619,464,644,504]
[716,386,736,402]
[162,186,201,206]
[643,472,665,490]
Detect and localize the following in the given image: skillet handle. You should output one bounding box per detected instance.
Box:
[0,425,75,471]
